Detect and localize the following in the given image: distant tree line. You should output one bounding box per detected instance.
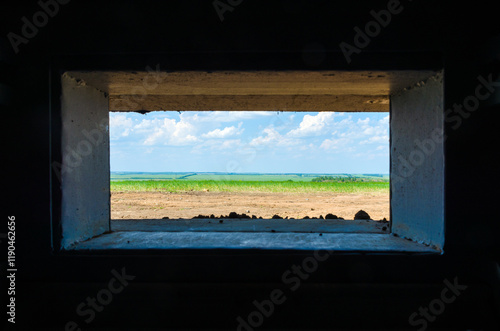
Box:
[312,175,360,182]
[312,175,389,183]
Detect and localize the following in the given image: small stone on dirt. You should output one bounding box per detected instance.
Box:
[193,214,209,219]
[325,214,338,219]
[354,210,371,220]
[272,215,283,219]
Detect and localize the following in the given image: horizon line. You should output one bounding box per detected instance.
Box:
[111,171,390,175]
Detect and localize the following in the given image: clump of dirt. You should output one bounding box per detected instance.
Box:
[184,211,376,221]
[192,212,254,219]
[354,210,371,220]
[184,211,384,221]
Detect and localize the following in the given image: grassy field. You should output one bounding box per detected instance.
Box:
[110,172,389,194]
[111,179,389,194]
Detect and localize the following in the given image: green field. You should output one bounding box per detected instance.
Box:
[110,172,389,194]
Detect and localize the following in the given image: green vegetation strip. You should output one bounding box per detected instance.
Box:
[111,180,389,194]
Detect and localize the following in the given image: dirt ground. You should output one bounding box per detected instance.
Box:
[111,191,390,220]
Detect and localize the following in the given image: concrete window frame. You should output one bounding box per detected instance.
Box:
[53,70,444,253]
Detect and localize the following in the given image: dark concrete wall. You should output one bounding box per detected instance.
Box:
[60,74,110,248]
[391,72,445,249]
[3,0,499,329]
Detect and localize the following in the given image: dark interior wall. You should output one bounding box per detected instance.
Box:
[2,0,499,329]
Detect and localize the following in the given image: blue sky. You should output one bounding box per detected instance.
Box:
[109,111,389,174]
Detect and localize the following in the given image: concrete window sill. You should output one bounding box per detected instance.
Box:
[111,218,390,233]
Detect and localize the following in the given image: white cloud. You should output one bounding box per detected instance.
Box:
[357,117,370,125]
[180,111,274,123]
[360,135,389,144]
[362,127,376,135]
[358,117,389,144]
[201,124,243,139]
[109,113,134,139]
[287,112,335,137]
[320,137,352,150]
[191,138,243,154]
[350,116,389,145]
[219,139,242,149]
[249,127,298,147]
[135,117,199,146]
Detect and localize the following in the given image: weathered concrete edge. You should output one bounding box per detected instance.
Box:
[111,218,390,234]
[69,232,438,253]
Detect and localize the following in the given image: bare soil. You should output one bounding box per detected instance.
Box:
[111,191,390,220]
